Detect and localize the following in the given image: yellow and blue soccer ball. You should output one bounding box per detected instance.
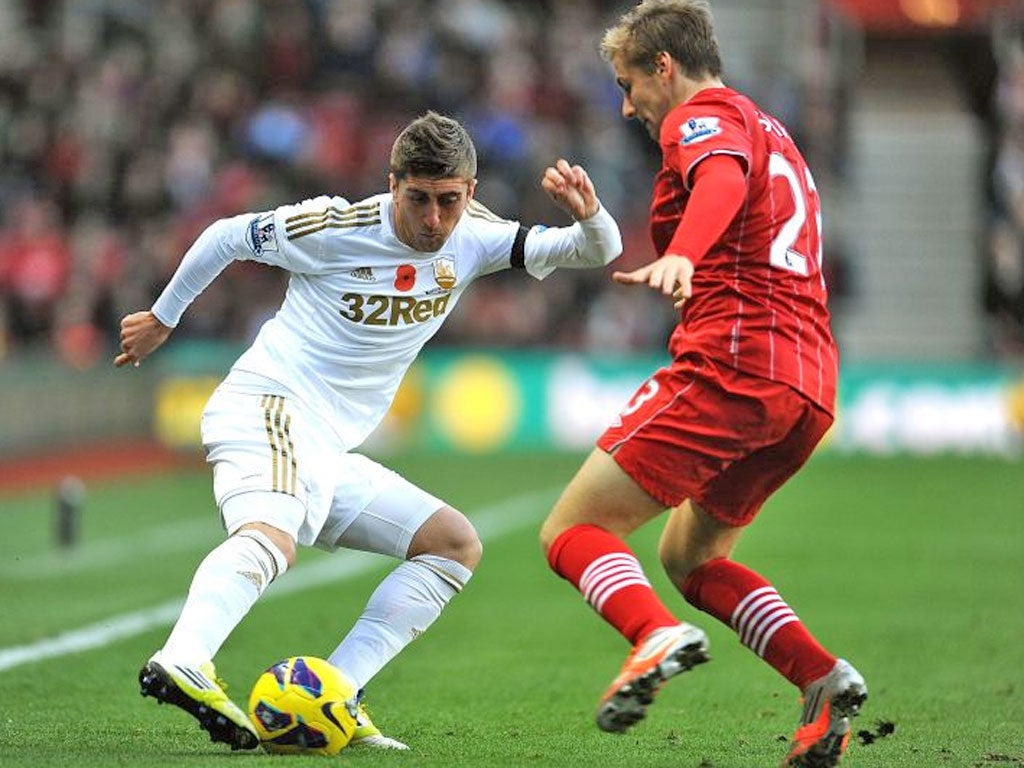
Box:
[247,656,358,755]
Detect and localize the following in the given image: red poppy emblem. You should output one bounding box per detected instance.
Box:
[395,264,416,292]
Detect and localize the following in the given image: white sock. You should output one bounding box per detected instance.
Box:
[161,529,288,666]
[328,555,472,690]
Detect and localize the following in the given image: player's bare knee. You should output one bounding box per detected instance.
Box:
[408,506,482,570]
[659,548,701,586]
[659,500,741,585]
[440,518,482,571]
[657,536,708,585]
[457,532,483,571]
[539,492,584,554]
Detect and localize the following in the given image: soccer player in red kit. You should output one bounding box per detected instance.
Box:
[538,2,867,766]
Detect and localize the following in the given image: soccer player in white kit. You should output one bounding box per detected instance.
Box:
[115,111,622,751]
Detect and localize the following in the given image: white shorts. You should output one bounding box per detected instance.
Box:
[201,376,445,556]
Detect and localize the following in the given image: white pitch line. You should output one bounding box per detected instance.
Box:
[0,486,558,674]
[0,518,221,579]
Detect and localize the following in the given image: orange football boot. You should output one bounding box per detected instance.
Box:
[596,623,710,733]
[781,659,867,767]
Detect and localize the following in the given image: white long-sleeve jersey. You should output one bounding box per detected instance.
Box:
[152,192,621,450]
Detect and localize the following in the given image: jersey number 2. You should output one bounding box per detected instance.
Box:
[768,152,822,279]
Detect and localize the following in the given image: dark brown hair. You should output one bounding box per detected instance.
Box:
[389,111,477,180]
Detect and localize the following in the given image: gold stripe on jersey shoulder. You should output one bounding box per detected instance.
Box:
[288,216,382,240]
[286,202,381,240]
[286,208,381,230]
[466,199,508,224]
[285,205,344,227]
[285,201,379,227]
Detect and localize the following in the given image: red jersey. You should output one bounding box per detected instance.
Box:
[651,87,838,413]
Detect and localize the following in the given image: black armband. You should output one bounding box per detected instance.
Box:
[510,225,528,270]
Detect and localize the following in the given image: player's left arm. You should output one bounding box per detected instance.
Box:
[613,154,746,308]
[520,159,622,279]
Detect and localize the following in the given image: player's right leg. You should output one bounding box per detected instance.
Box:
[139,517,293,749]
[541,447,710,734]
[140,384,315,749]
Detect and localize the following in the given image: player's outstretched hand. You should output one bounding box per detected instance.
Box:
[114,311,172,368]
[613,253,694,309]
[541,159,599,221]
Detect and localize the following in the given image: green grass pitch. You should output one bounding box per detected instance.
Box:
[0,451,1022,767]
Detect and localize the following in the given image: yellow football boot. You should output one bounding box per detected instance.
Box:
[349,700,409,750]
[139,651,259,750]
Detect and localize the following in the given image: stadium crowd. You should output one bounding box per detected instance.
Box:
[0,0,845,368]
[987,32,1024,357]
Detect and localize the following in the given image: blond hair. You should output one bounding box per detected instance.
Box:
[600,0,722,78]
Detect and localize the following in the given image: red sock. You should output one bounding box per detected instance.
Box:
[547,524,678,645]
[682,558,835,690]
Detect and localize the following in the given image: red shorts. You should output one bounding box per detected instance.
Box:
[597,352,833,527]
